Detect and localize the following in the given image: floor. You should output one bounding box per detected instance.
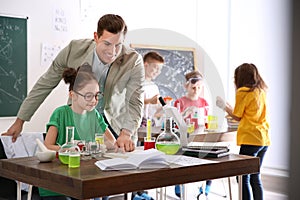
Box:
[110,174,288,200]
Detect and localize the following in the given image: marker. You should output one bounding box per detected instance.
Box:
[146,119,151,141]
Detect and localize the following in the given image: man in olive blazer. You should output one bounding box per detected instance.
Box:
[4,14,144,152]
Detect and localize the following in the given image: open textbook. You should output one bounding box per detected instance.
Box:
[95,149,169,170]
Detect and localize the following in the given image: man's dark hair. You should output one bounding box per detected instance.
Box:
[97,14,127,38]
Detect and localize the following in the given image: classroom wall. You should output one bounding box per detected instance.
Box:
[229,0,291,170]
[0,0,290,171]
[1,0,81,136]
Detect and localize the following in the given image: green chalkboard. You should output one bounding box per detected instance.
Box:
[0,15,27,117]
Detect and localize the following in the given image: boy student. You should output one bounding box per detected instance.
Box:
[131,51,164,200]
[3,14,144,152]
[40,63,116,199]
[141,51,164,127]
[173,70,212,198]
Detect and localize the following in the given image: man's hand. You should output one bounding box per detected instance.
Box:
[2,118,24,142]
[115,129,135,152]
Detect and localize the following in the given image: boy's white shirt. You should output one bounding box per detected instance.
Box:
[143,80,161,119]
[144,80,159,99]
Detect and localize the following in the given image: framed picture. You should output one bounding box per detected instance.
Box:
[130,44,197,100]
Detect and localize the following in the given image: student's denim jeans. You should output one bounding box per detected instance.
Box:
[239,145,268,200]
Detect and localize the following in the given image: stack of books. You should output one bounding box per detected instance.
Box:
[226,115,239,128]
[181,142,230,158]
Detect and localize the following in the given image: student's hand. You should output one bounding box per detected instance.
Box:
[145,94,160,104]
[226,102,233,111]
[216,96,226,110]
[182,107,194,118]
[2,118,24,142]
[115,129,135,152]
[150,94,160,104]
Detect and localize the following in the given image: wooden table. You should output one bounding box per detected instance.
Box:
[0,153,258,200]
[138,127,239,199]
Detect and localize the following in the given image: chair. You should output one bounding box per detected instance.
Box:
[0,132,44,200]
[199,178,232,200]
[0,137,19,199]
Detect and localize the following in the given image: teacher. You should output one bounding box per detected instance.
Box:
[3,14,144,152]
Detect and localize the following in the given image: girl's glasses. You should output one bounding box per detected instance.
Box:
[73,91,103,101]
[187,77,202,84]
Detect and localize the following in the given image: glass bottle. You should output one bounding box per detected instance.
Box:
[191,111,199,129]
[58,126,80,165]
[186,118,194,134]
[155,117,181,155]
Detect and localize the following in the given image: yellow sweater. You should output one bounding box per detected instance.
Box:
[233,87,270,146]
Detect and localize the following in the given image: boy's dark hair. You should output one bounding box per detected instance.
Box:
[234,63,268,91]
[62,63,97,92]
[143,51,164,63]
[97,14,127,38]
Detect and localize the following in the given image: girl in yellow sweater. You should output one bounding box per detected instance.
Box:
[217,63,270,200]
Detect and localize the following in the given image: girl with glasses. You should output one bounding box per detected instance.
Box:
[40,63,116,200]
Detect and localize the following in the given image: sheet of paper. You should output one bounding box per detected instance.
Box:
[40,43,62,68]
[53,8,68,32]
[103,147,144,159]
